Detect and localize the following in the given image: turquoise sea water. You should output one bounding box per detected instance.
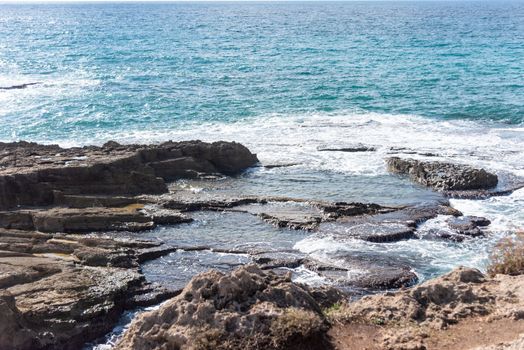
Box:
[1,1,523,144]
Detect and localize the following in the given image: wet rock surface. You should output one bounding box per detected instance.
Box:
[116,265,342,350]
[387,157,498,193]
[447,216,491,237]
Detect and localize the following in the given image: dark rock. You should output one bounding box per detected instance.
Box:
[263,162,301,169]
[320,201,392,219]
[253,251,306,269]
[0,82,40,90]
[386,157,498,192]
[447,216,490,237]
[423,229,467,242]
[304,255,418,290]
[148,156,218,181]
[320,221,415,242]
[0,140,258,210]
[317,144,376,152]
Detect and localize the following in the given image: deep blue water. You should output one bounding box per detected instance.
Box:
[0,1,523,144]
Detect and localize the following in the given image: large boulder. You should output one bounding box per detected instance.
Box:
[0,141,258,210]
[386,157,498,192]
[116,265,342,350]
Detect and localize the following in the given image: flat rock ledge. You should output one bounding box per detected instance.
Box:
[116,265,344,350]
[0,140,258,210]
[386,157,498,195]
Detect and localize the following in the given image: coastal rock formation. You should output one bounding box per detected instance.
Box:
[317,144,376,152]
[0,228,182,350]
[329,267,524,350]
[318,204,461,243]
[386,157,498,192]
[116,265,342,350]
[304,255,418,290]
[0,205,191,233]
[0,140,258,210]
[447,215,491,237]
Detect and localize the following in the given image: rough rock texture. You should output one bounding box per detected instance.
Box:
[387,157,498,192]
[0,141,262,349]
[0,252,177,350]
[116,265,343,350]
[329,267,524,350]
[0,140,258,210]
[0,205,191,233]
[0,229,181,350]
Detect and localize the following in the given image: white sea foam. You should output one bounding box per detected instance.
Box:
[60,111,523,178]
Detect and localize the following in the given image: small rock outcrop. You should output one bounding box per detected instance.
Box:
[386,157,498,192]
[116,265,343,350]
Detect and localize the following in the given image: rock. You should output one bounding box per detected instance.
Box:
[116,265,341,350]
[329,267,524,350]
[148,156,219,181]
[0,230,182,350]
[0,82,40,90]
[321,221,415,242]
[304,255,418,290]
[317,145,376,152]
[253,251,306,270]
[474,334,524,350]
[386,157,498,192]
[423,229,467,242]
[447,216,490,237]
[0,205,191,233]
[263,163,301,169]
[0,140,258,210]
[338,267,491,328]
[319,201,393,219]
[317,204,456,244]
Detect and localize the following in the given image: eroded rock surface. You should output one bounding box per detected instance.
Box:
[329,267,524,350]
[0,140,258,210]
[387,157,498,193]
[0,229,183,350]
[116,265,343,350]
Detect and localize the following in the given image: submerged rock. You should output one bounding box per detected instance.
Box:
[116,265,342,350]
[304,255,418,291]
[317,144,376,152]
[386,157,498,192]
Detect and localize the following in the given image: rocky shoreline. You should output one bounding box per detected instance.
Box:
[0,140,522,349]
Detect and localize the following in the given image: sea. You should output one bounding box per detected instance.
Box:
[0,1,523,347]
